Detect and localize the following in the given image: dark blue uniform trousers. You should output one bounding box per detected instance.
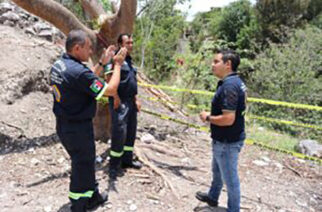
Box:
[56,118,96,211]
[109,98,137,169]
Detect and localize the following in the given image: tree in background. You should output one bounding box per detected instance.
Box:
[12,0,137,141]
[248,25,322,139]
[188,8,222,52]
[250,26,322,105]
[255,0,312,43]
[133,0,186,81]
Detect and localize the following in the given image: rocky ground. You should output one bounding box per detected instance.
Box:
[0,8,321,212]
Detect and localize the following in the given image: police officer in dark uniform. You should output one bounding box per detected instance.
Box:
[196,50,246,212]
[49,29,127,211]
[107,33,142,179]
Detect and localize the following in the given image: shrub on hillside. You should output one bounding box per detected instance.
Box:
[248,26,322,141]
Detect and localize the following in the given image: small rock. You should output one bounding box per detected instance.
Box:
[0,2,15,14]
[274,162,283,169]
[27,147,35,153]
[141,133,155,143]
[181,157,190,164]
[127,200,133,205]
[296,199,308,208]
[31,158,40,166]
[44,206,52,212]
[0,192,7,198]
[3,20,15,26]
[57,157,65,164]
[38,29,53,41]
[297,158,306,163]
[296,139,322,158]
[33,22,51,33]
[129,204,137,211]
[310,197,317,205]
[106,202,112,209]
[252,160,268,167]
[0,11,19,23]
[261,156,271,162]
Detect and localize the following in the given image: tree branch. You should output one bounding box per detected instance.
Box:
[11,0,94,38]
[99,0,137,44]
[111,0,118,14]
[78,0,106,20]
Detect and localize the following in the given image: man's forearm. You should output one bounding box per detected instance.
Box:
[209,113,235,126]
[104,64,121,96]
[92,63,104,76]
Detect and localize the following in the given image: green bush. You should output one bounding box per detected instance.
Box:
[248,25,322,141]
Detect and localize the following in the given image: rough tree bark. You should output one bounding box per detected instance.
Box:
[11,0,137,141]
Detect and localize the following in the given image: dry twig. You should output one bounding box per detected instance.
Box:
[135,146,179,199]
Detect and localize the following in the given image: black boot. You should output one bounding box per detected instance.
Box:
[70,198,88,212]
[195,191,218,207]
[87,191,108,210]
[121,160,142,169]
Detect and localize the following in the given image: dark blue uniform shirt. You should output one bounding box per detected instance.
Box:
[211,72,247,143]
[49,53,107,120]
[113,55,137,100]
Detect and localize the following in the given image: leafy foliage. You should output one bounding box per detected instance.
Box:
[133,0,186,81]
[248,26,322,140]
[255,0,311,43]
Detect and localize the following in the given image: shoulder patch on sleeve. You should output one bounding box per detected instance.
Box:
[90,79,104,93]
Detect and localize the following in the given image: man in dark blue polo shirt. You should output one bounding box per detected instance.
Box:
[50,29,127,212]
[196,50,246,212]
[107,33,142,180]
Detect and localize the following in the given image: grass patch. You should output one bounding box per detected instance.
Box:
[246,122,299,152]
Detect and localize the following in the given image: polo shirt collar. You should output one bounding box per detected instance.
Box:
[216,72,238,88]
[222,72,238,82]
[63,53,82,64]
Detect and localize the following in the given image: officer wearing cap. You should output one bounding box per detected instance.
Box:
[105,33,142,180]
[49,29,127,211]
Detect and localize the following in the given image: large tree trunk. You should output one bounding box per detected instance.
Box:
[12,0,137,141]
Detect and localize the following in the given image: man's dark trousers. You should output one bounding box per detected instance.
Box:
[56,118,96,211]
[109,98,137,169]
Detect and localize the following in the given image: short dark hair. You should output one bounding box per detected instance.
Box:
[117,33,132,46]
[218,49,240,72]
[66,30,88,52]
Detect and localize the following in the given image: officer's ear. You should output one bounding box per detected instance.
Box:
[73,44,81,51]
[225,59,232,70]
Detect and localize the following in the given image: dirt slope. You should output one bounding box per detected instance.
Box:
[0,25,321,212]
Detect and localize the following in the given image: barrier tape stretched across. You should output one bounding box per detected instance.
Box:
[141,96,322,130]
[141,108,322,165]
[139,83,322,111]
[99,97,322,163]
[247,115,322,130]
[139,83,213,95]
[141,108,209,132]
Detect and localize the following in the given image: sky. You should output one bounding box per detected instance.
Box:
[177,0,256,21]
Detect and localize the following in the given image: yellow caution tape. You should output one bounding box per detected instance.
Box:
[139,83,322,111]
[247,115,322,130]
[141,108,322,164]
[245,139,322,164]
[141,95,322,130]
[247,97,322,111]
[139,83,213,95]
[141,108,209,132]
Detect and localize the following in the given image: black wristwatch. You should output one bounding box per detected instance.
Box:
[206,115,210,122]
[98,61,104,67]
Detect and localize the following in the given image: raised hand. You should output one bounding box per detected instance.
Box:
[113,47,127,66]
